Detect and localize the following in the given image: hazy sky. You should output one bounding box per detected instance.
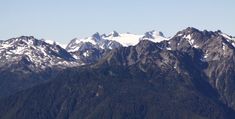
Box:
[0,0,234,44]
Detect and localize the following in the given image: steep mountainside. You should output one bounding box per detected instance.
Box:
[168,27,235,111]
[0,31,167,98]
[0,36,79,98]
[1,28,235,119]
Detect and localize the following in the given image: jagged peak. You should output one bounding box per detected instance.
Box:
[41,39,57,46]
[107,30,119,37]
[177,27,201,35]
[8,36,36,42]
[185,27,200,32]
[151,30,164,37]
[144,30,165,39]
[175,27,232,40]
[1,36,70,54]
[2,36,44,47]
[175,27,221,38]
[91,32,101,41]
[18,36,35,40]
[100,33,107,37]
[156,31,165,37]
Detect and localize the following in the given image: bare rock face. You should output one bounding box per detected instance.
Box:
[167,27,235,111]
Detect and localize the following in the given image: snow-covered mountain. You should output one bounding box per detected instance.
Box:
[1,27,235,99]
[0,30,169,71]
[65,32,122,64]
[0,36,79,72]
[1,28,233,72]
[66,30,168,64]
[103,30,168,46]
[66,32,122,52]
[66,30,168,51]
[3,28,235,119]
[170,28,235,50]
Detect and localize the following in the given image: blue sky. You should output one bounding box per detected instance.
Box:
[0,0,234,44]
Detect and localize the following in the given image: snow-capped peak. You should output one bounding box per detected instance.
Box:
[91,32,102,42]
[0,36,78,71]
[43,39,67,49]
[142,30,167,43]
[66,31,151,63]
[107,31,120,37]
[144,30,165,38]
[66,32,122,52]
[43,39,56,45]
[67,30,169,50]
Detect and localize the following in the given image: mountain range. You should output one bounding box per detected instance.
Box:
[0,27,235,119]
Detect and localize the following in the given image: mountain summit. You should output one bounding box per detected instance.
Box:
[0,36,78,72]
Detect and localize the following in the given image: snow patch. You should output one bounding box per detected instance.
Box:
[104,32,168,47]
[166,47,171,50]
[222,43,226,51]
[183,34,195,45]
[204,53,208,59]
[14,47,25,54]
[174,65,177,69]
[220,33,232,40]
[72,54,80,60]
[177,33,183,36]
[193,45,199,48]
[44,40,55,45]
[83,51,89,57]
[104,33,143,46]
[232,43,235,48]
[189,39,194,45]
[184,34,192,40]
